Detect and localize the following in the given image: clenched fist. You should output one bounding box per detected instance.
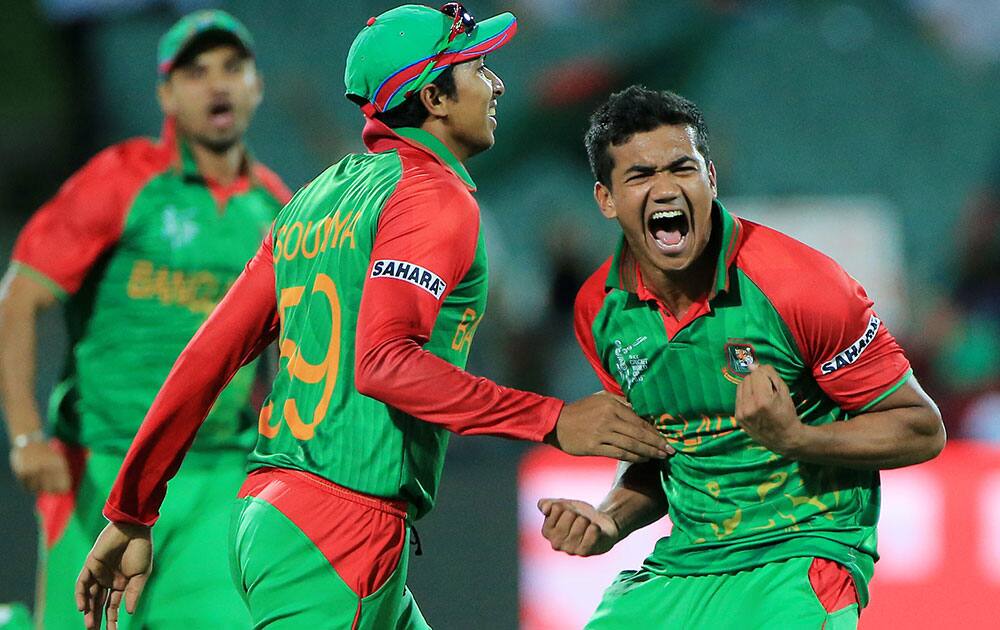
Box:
[10,440,71,494]
[734,364,806,456]
[538,498,621,557]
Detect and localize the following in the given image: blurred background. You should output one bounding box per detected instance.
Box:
[1,0,999,628]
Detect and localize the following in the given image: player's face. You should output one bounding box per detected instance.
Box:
[441,56,504,160]
[158,44,261,154]
[595,124,717,276]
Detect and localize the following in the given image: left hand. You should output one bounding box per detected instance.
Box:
[735,364,806,455]
[537,498,621,557]
[76,521,152,630]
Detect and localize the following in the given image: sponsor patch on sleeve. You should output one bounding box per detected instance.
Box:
[370,259,447,299]
[820,314,881,375]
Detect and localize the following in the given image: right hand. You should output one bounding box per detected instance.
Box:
[10,440,71,493]
[538,498,621,556]
[76,521,153,630]
[546,392,672,462]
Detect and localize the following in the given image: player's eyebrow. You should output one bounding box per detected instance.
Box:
[623,156,696,177]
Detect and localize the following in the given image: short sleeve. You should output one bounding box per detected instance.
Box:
[574,259,626,397]
[738,223,910,412]
[11,144,147,296]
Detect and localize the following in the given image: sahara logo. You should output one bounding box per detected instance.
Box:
[370,259,447,299]
[820,314,880,374]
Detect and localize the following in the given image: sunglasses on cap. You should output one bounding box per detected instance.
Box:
[402,3,480,101]
[442,2,477,42]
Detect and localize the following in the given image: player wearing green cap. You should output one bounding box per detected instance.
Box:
[0,9,290,630]
[537,86,946,628]
[75,5,670,630]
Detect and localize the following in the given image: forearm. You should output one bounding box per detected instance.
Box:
[0,319,43,437]
[0,283,46,438]
[355,335,563,441]
[106,238,279,525]
[598,460,669,539]
[787,405,945,470]
[105,328,263,525]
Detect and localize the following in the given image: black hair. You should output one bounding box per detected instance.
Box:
[585,85,710,187]
[170,30,252,76]
[370,65,458,129]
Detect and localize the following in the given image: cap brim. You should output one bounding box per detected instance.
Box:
[368,13,517,113]
[159,29,253,77]
[440,12,517,66]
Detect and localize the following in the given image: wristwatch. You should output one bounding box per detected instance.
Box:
[11,430,46,449]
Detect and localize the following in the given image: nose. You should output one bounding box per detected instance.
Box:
[487,68,505,97]
[207,67,232,94]
[650,173,681,204]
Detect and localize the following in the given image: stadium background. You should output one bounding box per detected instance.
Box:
[1,0,999,627]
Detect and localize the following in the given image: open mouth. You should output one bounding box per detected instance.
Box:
[208,101,235,127]
[647,209,689,252]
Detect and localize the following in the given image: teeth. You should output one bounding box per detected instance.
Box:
[650,210,682,221]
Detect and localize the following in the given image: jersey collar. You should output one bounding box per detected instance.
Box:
[361,117,477,192]
[161,117,255,184]
[605,200,744,299]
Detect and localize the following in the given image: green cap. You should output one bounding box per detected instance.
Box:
[158,9,254,79]
[345,4,517,115]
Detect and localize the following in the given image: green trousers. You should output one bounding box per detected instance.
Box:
[229,468,430,629]
[586,556,859,630]
[37,444,251,629]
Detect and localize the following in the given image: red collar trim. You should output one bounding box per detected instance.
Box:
[361,117,475,191]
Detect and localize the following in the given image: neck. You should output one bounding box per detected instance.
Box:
[639,227,721,319]
[641,258,715,319]
[187,139,245,185]
[420,119,472,162]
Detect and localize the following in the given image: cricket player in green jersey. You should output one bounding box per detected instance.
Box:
[74,5,670,630]
[538,86,946,629]
[0,10,290,629]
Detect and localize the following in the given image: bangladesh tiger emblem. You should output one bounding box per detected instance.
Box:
[723,340,756,384]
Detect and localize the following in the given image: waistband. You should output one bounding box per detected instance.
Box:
[239,466,408,520]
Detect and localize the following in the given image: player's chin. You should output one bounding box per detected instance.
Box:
[197,133,240,154]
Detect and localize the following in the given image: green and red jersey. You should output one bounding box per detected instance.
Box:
[104,118,563,525]
[575,202,911,607]
[11,119,291,453]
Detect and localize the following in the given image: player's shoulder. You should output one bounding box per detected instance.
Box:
[104,136,172,170]
[735,217,864,313]
[251,162,293,205]
[738,218,852,285]
[58,137,170,203]
[390,150,477,219]
[575,256,614,320]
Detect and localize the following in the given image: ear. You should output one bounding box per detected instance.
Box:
[250,69,264,109]
[418,83,450,120]
[707,161,718,199]
[595,181,617,220]
[157,81,176,117]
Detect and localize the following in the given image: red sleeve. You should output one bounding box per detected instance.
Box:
[574,259,625,396]
[104,233,280,526]
[11,141,161,296]
[738,222,910,411]
[354,170,563,441]
[253,163,294,205]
